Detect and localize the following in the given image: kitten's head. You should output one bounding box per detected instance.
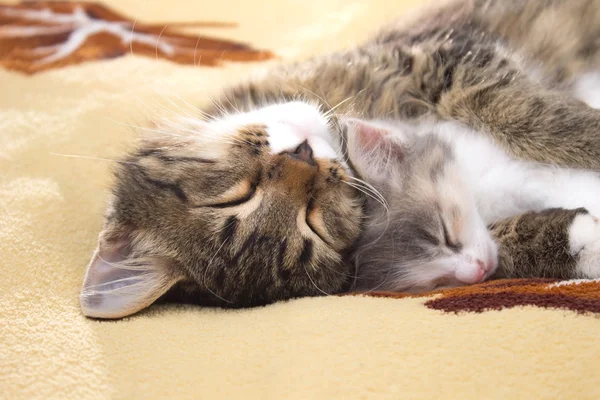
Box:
[345,119,499,292]
[81,101,364,318]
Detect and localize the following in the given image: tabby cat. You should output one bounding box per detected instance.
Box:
[82,0,600,318]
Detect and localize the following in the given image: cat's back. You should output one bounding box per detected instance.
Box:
[371,0,600,84]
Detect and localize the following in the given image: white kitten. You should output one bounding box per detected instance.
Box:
[344,117,600,291]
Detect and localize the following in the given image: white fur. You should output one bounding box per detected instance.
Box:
[568,213,600,278]
[429,164,498,284]
[211,101,340,160]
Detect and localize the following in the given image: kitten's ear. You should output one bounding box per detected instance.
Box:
[80,231,180,319]
[344,118,393,152]
[343,118,407,181]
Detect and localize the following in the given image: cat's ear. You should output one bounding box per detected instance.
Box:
[80,230,181,319]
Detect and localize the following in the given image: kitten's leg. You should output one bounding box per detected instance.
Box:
[489,208,600,280]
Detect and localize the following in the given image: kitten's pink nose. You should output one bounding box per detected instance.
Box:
[474,259,486,282]
[476,259,485,270]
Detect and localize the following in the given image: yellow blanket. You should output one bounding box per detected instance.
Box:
[1,1,599,398]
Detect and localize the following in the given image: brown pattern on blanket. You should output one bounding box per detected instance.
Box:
[0,1,274,74]
[358,279,600,314]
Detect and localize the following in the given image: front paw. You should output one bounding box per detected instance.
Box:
[569,213,600,278]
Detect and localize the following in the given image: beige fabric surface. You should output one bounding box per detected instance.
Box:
[1,0,600,399]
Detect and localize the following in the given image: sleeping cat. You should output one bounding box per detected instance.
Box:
[82,0,600,318]
[343,117,600,292]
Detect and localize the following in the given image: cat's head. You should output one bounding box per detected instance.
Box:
[345,119,499,292]
[81,101,364,318]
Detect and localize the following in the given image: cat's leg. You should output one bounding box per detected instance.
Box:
[428,43,600,170]
[489,208,600,280]
[474,0,600,87]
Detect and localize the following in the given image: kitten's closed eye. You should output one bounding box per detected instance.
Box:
[441,219,462,252]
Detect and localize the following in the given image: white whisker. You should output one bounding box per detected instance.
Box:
[322,96,355,119]
[49,152,133,164]
[203,235,233,304]
[304,261,332,296]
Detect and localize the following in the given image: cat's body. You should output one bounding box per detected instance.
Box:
[81,0,600,318]
[215,0,600,168]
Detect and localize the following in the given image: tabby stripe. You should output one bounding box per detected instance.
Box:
[277,239,289,279]
[221,216,238,244]
[136,149,214,164]
[155,155,215,164]
[132,165,188,202]
[233,232,258,260]
[145,176,188,202]
[298,239,314,265]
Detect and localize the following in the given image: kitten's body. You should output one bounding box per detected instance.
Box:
[346,118,600,292]
[389,118,600,223]
[81,0,600,318]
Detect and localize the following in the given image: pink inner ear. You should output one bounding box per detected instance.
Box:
[356,122,386,150]
[344,118,407,175]
[358,125,384,150]
[346,119,390,152]
[80,235,179,319]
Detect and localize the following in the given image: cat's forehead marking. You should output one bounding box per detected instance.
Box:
[237,123,268,137]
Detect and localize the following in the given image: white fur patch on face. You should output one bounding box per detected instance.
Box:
[453,245,498,284]
[434,164,499,284]
[209,101,340,161]
[454,260,486,284]
[455,218,499,283]
[259,102,338,159]
[568,213,600,278]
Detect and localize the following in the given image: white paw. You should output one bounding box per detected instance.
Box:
[569,213,600,278]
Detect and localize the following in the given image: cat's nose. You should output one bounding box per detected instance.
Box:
[287,140,316,166]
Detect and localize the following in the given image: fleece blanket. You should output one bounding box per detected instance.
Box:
[1,1,599,399]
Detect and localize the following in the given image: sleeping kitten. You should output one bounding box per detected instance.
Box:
[82,0,600,318]
[344,118,600,292]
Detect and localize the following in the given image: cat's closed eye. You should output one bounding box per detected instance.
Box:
[205,176,261,209]
[305,197,331,245]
